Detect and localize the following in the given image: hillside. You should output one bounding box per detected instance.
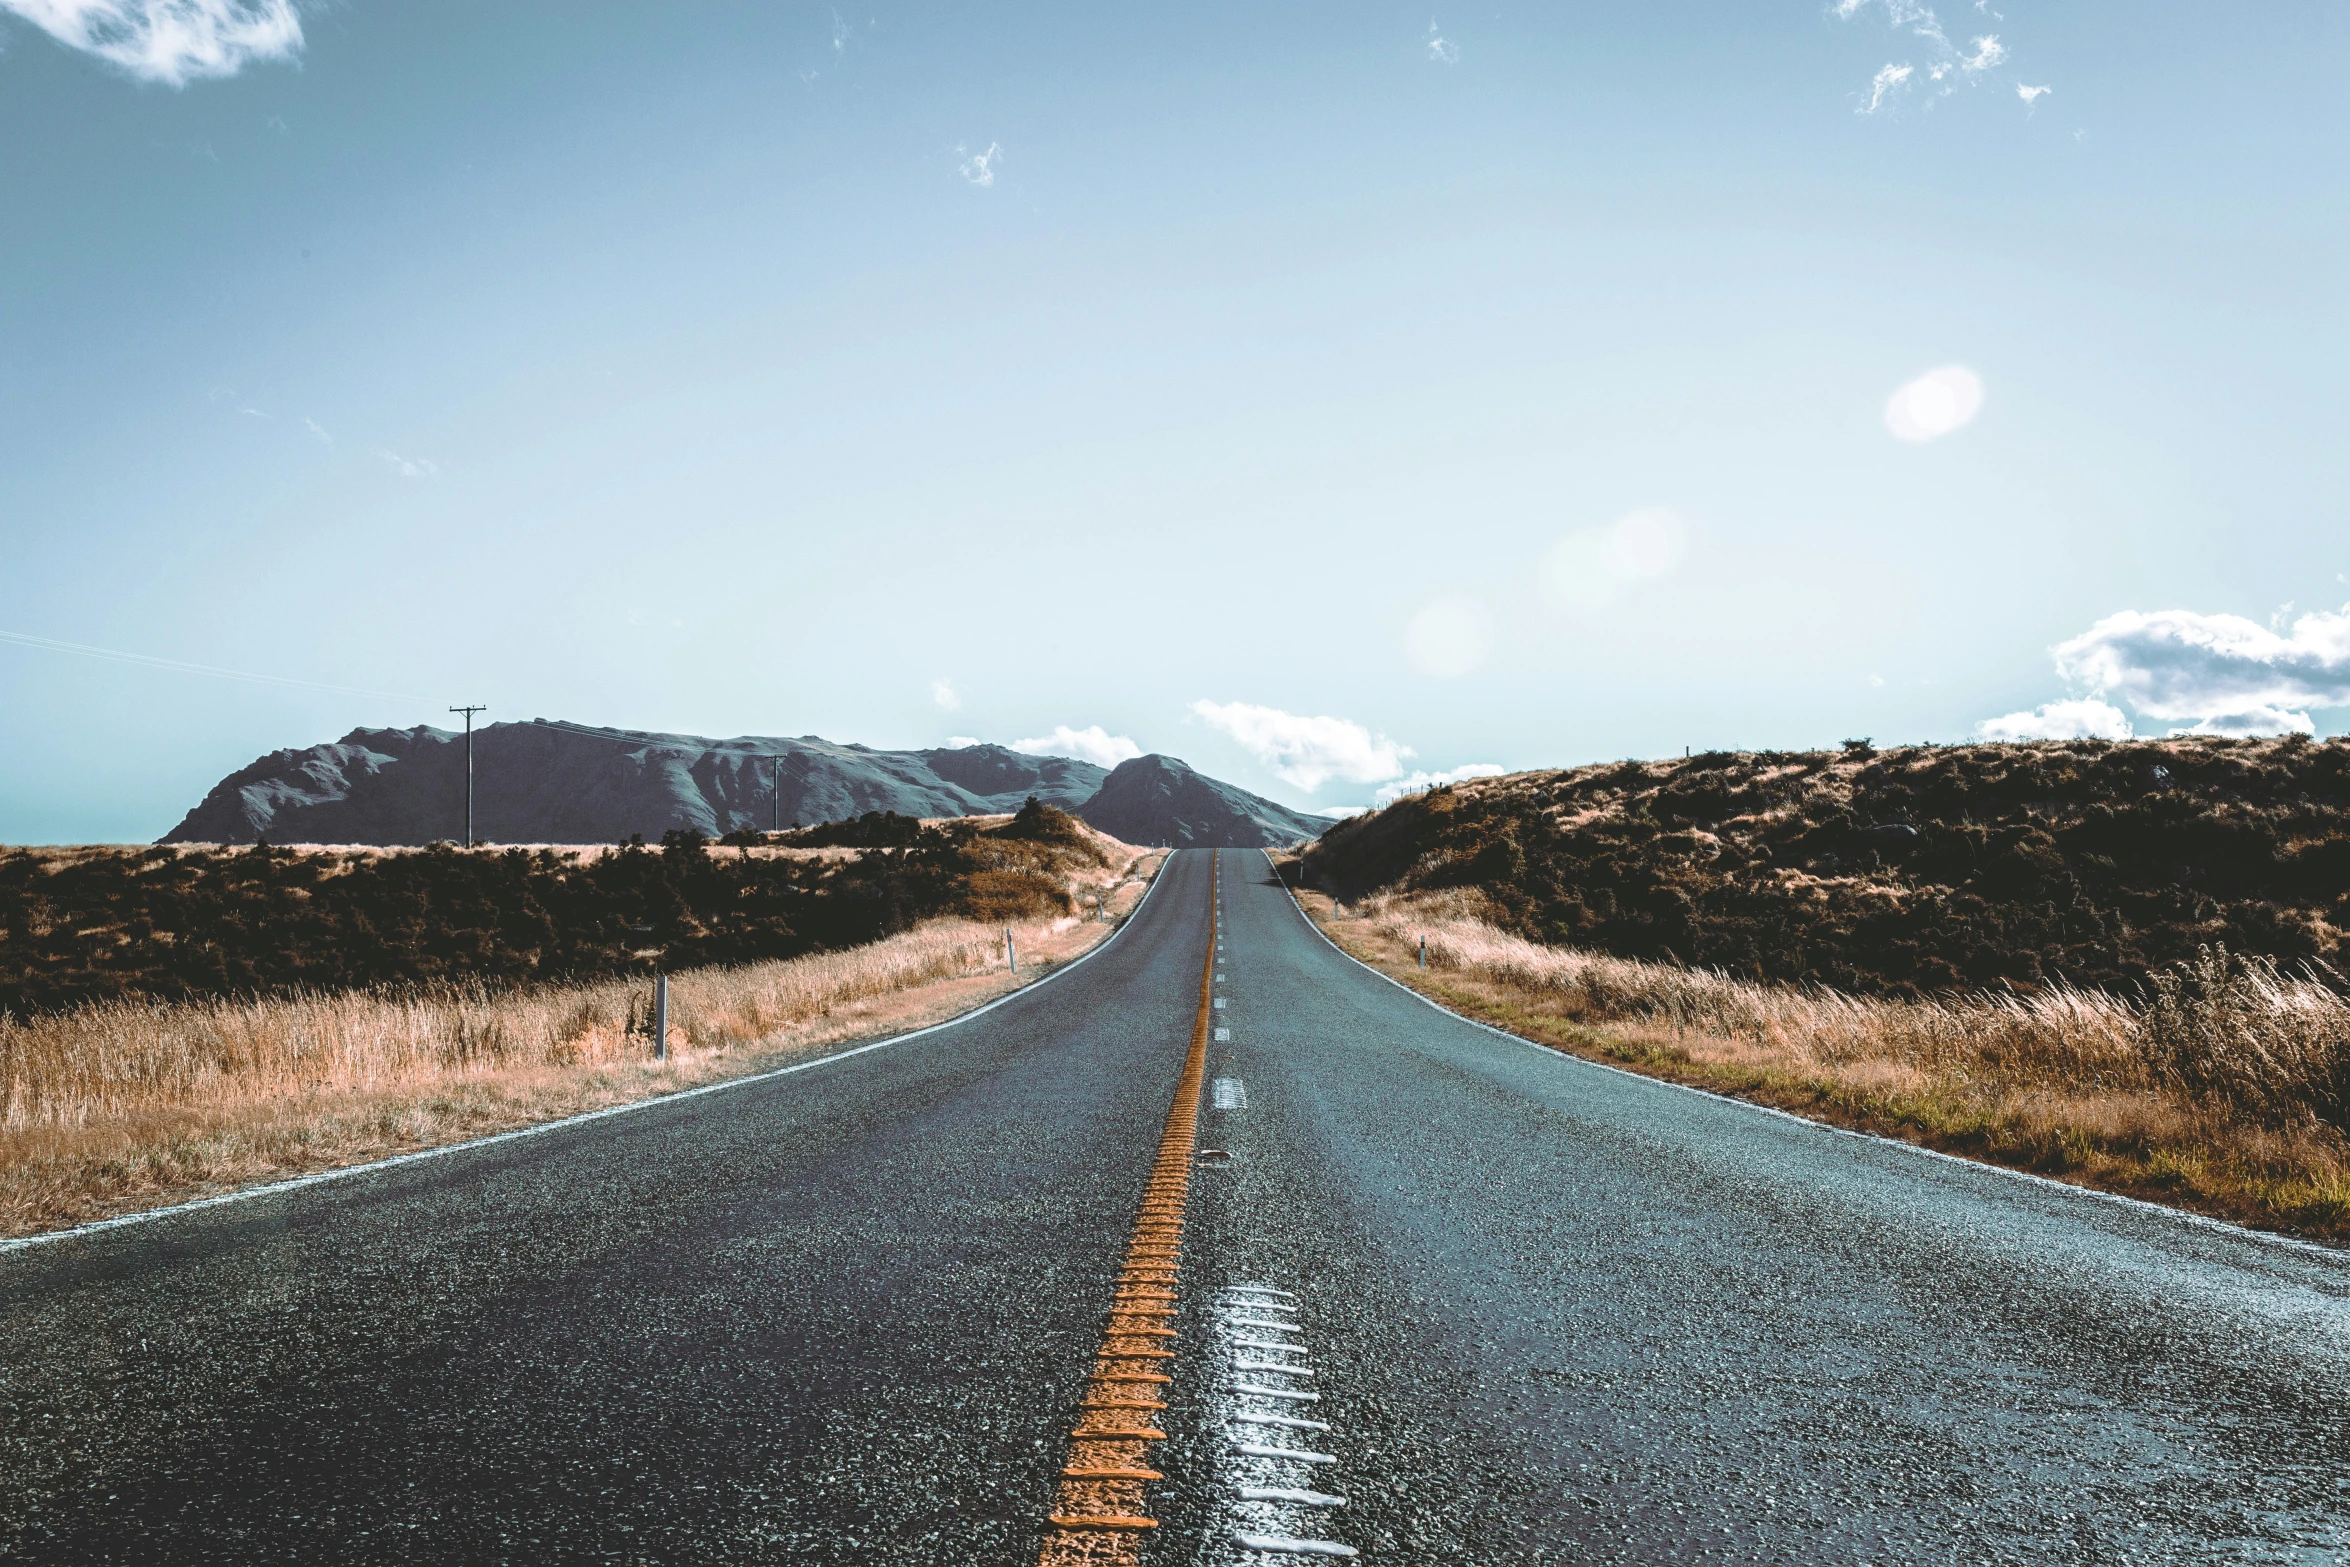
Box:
[1,807,1139,1017]
[160,724,1318,850]
[1304,736,2350,999]
[1078,754,1328,849]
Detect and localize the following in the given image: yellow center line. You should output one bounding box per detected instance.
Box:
[1036,860,1218,1564]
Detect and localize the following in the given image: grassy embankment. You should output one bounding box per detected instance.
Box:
[1293,883,2350,1241]
[1293,736,2350,1243]
[1,822,1164,1240]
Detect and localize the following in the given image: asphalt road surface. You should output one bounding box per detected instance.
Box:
[4,848,2346,1564]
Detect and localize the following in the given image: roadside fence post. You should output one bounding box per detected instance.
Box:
[1419,935,1427,971]
[654,972,669,1061]
[1007,927,1018,973]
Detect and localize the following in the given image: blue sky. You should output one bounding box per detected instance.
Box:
[3,1,2348,840]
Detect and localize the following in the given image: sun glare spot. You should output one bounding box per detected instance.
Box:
[1884,366,1985,442]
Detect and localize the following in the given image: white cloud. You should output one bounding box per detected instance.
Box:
[1317,805,1371,819]
[1836,0,1947,47]
[378,450,438,479]
[1837,0,2041,112]
[931,678,961,711]
[1975,698,2133,742]
[2048,606,2350,735]
[1425,21,1457,63]
[1538,507,1686,609]
[1861,62,1914,114]
[945,735,981,749]
[1403,596,1493,678]
[1372,762,1507,808]
[1189,699,1410,792]
[957,142,1002,188]
[2175,706,2317,739]
[1883,365,1984,441]
[1011,725,1142,769]
[302,417,331,444]
[2017,82,2051,105]
[1,0,302,86]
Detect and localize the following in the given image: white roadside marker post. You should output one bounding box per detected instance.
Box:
[1007,926,1017,974]
[653,972,668,1062]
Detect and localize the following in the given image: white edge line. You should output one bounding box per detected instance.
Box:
[1259,851,2345,1263]
[0,848,1182,1257]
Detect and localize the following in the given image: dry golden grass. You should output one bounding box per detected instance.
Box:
[1298,880,2350,1243]
[0,842,1166,1240]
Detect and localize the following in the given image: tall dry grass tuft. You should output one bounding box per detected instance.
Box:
[0,922,1004,1134]
[1325,888,2350,1238]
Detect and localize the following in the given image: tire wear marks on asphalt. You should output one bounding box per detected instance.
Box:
[1035,864,1219,1563]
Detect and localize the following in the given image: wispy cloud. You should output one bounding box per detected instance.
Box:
[931,678,961,711]
[303,417,331,444]
[1538,507,1687,610]
[1010,725,1142,769]
[208,385,266,419]
[378,450,439,479]
[1860,61,1915,114]
[1959,34,2006,71]
[1189,700,1409,792]
[1837,0,2041,115]
[1425,20,1457,64]
[1,0,302,86]
[1982,605,2350,739]
[957,141,1002,188]
[1373,762,1506,808]
[2016,82,2051,105]
[945,735,980,749]
[1883,365,1984,441]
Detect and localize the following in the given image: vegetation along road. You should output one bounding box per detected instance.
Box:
[2,849,2345,1563]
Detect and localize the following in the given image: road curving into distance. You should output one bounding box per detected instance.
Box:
[3,848,2346,1563]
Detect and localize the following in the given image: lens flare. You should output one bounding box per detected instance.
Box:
[1884,366,1984,441]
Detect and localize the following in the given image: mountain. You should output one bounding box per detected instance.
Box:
[161,722,1324,848]
[1078,754,1328,849]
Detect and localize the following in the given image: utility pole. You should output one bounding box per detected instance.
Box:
[449,705,488,848]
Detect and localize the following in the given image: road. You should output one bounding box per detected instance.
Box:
[3,847,2347,1563]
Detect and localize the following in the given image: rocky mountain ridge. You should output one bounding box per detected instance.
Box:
[164,722,1326,849]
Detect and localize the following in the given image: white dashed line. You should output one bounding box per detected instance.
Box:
[1235,1532,1359,1558]
[1240,1486,1347,1508]
[1215,1028,1231,1041]
[1212,1282,1356,1561]
[1228,1412,1330,1432]
[1213,1078,1248,1110]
